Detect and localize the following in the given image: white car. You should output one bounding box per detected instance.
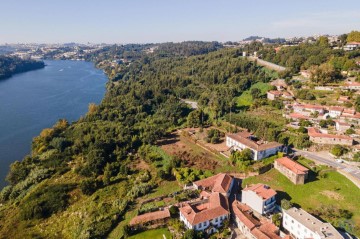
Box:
[336,159,343,163]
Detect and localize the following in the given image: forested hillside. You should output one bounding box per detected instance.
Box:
[0,43,274,238]
[0,56,45,79]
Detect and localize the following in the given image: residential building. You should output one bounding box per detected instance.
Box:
[129,209,170,227]
[267,90,283,100]
[179,192,230,234]
[328,106,344,118]
[335,121,351,132]
[293,104,325,116]
[232,201,281,239]
[270,79,288,91]
[282,91,293,100]
[343,81,360,90]
[308,127,353,146]
[337,96,350,103]
[286,113,309,121]
[274,157,309,184]
[226,132,283,161]
[241,184,277,215]
[300,70,311,78]
[193,173,234,197]
[343,42,360,51]
[283,207,344,239]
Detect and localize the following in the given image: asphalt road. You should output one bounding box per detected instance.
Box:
[294,149,360,183]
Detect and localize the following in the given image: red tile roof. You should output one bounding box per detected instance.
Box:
[329,106,344,112]
[308,127,353,140]
[275,157,309,175]
[243,184,277,200]
[232,201,281,239]
[344,81,360,87]
[129,209,170,226]
[289,113,309,120]
[268,90,283,96]
[294,104,324,110]
[179,192,229,226]
[194,173,233,194]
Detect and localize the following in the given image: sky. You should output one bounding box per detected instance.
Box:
[0,0,360,44]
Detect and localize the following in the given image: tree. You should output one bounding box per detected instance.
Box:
[317,36,329,47]
[347,31,360,42]
[309,63,340,85]
[251,88,262,99]
[331,145,348,157]
[345,128,355,135]
[281,199,293,210]
[187,110,202,127]
[272,213,282,227]
[355,96,360,112]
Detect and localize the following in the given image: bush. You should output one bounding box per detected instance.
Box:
[20,184,73,220]
[80,179,99,195]
[0,186,13,202]
[331,145,348,157]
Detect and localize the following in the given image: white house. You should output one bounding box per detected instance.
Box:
[226,132,283,161]
[241,184,277,215]
[283,207,344,239]
[328,106,344,118]
[344,42,360,51]
[335,121,351,132]
[179,192,229,234]
[343,81,360,90]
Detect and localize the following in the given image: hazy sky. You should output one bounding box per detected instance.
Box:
[1,0,359,44]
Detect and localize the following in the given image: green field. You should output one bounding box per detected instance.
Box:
[242,168,360,235]
[236,82,271,106]
[128,228,172,239]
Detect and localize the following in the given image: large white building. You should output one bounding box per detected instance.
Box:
[226,132,283,161]
[283,207,344,239]
[241,183,277,215]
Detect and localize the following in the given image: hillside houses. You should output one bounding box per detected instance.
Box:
[308,127,353,146]
[226,132,283,161]
[193,173,234,197]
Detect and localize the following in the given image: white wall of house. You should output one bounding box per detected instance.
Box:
[180,212,228,232]
[241,190,276,215]
[283,211,319,239]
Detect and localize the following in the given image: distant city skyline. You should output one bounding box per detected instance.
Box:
[1,0,359,44]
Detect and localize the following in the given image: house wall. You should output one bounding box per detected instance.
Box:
[235,216,256,239]
[257,146,282,161]
[274,161,307,185]
[241,190,265,214]
[309,136,353,146]
[283,211,319,239]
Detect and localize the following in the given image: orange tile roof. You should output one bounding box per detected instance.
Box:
[308,127,353,140]
[232,201,281,239]
[243,184,277,200]
[194,173,233,194]
[129,209,170,226]
[289,113,309,120]
[344,81,360,87]
[294,104,324,110]
[179,192,229,226]
[268,90,283,96]
[276,157,309,175]
[329,106,344,112]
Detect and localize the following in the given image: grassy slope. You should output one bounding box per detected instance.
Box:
[242,168,360,234]
[236,82,271,106]
[128,228,172,239]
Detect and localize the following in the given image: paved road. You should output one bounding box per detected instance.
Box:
[294,149,360,184]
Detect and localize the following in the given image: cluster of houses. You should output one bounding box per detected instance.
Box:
[284,102,359,146]
[267,79,294,101]
[129,167,343,239]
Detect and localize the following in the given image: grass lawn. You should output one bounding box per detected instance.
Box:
[242,168,360,235]
[236,82,271,107]
[128,228,172,239]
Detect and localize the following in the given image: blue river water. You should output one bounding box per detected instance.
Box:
[0,60,107,188]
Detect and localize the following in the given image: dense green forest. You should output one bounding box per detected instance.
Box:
[0,43,273,238]
[258,37,359,73]
[0,56,45,79]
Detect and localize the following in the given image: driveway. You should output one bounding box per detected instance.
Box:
[294,149,360,188]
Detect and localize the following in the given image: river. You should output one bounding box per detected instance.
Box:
[0,60,107,188]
